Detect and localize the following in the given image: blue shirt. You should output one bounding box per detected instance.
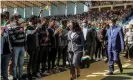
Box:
[111,26,116,37]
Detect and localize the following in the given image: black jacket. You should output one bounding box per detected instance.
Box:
[26,25,39,50]
[38,24,49,46]
[47,27,56,48]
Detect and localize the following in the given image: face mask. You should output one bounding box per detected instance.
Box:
[129,29,132,32]
[59,24,63,28]
[82,23,87,28]
[109,23,113,27]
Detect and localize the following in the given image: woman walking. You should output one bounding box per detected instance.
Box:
[59,21,84,80]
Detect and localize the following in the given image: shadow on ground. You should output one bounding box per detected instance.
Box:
[101,76,132,80]
[118,72,133,76]
[123,67,133,70]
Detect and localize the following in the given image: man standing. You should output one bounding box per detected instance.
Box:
[124,24,133,62]
[8,16,26,80]
[1,12,12,80]
[90,24,97,61]
[82,20,92,57]
[56,19,68,68]
[106,18,124,75]
[26,15,40,79]
[47,18,57,74]
[37,17,49,76]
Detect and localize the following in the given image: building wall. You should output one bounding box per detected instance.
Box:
[4,2,91,18]
[84,2,89,12]
[67,2,75,15]
[17,8,24,18]
[33,7,40,16]
[41,6,49,17]
[7,8,14,15]
[51,5,58,16]
[57,4,66,15]
[76,3,84,14]
[25,7,32,18]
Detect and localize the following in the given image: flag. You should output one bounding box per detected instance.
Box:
[44,5,50,11]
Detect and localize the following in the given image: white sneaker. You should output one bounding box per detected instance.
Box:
[36,72,41,78]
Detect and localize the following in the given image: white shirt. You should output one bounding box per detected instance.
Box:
[125,31,133,44]
[82,27,88,40]
[71,32,76,39]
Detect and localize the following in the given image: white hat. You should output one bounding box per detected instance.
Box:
[129,19,133,25]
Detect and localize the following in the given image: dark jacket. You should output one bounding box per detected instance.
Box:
[26,25,39,50]
[47,27,56,48]
[1,30,12,55]
[38,24,49,46]
[58,29,68,47]
[67,31,84,53]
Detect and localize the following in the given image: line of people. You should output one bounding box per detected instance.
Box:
[1,10,133,80]
[0,11,108,80]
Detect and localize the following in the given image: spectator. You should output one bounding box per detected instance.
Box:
[8,16,26,80]
[26,15,41,79]
[1,12,12,80]
[124,24,133,61]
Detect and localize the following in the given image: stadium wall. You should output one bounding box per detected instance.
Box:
[76,2,84,14]
[67,2,75,15]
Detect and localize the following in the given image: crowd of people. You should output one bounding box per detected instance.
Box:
[42,8,131,28]
[1,7,133,80]
[91,1,132,6]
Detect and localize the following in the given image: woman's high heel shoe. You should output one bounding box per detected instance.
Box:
[77,74,80,78]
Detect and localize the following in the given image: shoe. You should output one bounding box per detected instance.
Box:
[48,70,53,75]
[52,69,57,74]
[106,72,113,75]
[123,56,128,59]
[77,74,80,78]
[18,78,22,80]
[36,72,41,78]
[32,73,41,78]
[13,78,17,80]
[105,59,108,63]
[95,58,99,61]
[27,73,32,79]
[63,66,68,70]
[40,71,50,77]
[56,69,60,73]
[90,59,95,61]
